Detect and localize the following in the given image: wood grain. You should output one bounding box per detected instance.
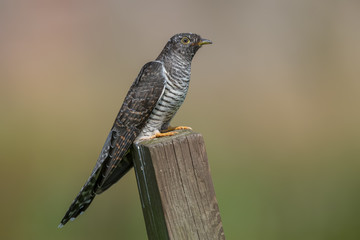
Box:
[133,130,225,240]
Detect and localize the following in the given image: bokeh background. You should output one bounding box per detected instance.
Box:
[1,0,360,239]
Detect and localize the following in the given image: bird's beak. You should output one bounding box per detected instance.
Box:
[197,38,212,46]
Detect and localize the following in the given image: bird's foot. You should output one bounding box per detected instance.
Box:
[138,126,192,141]
[149,131,178,139]
[163,126,192,132]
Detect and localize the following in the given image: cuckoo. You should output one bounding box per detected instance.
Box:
[59,33,212,227]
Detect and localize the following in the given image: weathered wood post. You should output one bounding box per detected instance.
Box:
[133,130,225,240]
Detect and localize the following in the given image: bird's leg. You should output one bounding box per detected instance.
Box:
[161,126,192,132]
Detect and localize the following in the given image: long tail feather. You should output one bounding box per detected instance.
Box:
[58,167,101,227]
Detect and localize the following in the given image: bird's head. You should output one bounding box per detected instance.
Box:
[158,33,212,62]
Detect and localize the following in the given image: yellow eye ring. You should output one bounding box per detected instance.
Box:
[181,37,190,45]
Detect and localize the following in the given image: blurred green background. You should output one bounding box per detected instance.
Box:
[1,0,360,239]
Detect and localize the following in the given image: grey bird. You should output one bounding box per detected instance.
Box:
[59,33,212,228]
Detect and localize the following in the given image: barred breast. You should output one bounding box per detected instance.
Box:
[136,61,191,140]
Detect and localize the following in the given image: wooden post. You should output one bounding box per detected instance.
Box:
[132,130,225,240]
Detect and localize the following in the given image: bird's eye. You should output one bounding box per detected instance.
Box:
[181,37,190,45]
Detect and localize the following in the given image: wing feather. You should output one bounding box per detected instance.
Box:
[59,61,166,226]
[96,61,166,190]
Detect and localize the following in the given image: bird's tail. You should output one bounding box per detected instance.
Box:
[58,128,136,228]
[58,153,134,228]
[58,167,101,228]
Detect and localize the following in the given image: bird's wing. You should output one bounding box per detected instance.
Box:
[95,61,166,191]
[59,61,166,227]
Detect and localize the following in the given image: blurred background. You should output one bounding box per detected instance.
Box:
[1,0,360,239]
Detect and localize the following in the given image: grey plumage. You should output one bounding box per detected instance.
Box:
[59,33,211,227]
